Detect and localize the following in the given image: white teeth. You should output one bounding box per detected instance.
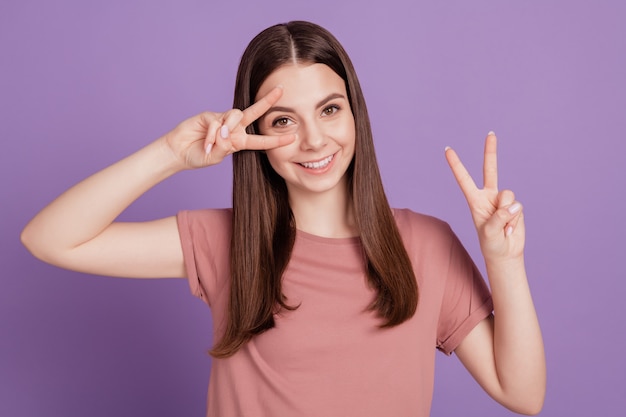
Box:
[300,154,334,169]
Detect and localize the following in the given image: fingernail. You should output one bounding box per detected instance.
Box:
[220,125,229,139]
[488,131,496,136]
[506,226,513,236]
[205,143,213,154]
[444,146,451,151]
[508,203,521,214]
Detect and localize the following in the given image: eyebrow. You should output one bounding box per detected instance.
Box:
[264,92,347,115]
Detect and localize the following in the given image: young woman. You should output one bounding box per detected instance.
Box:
[21,21,545,416]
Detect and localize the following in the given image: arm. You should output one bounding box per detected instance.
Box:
[445,132,546,415]
[21,87,295,278]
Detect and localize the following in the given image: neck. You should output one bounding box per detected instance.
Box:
[287,181,357,238]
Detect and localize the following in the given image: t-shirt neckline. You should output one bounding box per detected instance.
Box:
[295,229,361,246]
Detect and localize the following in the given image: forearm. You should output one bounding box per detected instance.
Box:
[21,137,183,260]
[486,255,546,411]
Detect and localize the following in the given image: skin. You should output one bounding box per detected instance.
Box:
[446,136,546,414]
[20,86,295,278]
[256,63,357,238]
[21,64,545,414]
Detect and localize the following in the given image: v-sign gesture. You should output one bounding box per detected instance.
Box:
[447,133,545,414]
[164,86,296,169]
[21,86,295,279]
[445,132,525,262]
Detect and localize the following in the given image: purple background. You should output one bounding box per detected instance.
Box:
[2,1,625,416]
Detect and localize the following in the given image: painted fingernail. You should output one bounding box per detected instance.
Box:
[205,143,213,154]
[508,203,521,214]
[506,226,513,236]
[220,125,229,139]
[488,131,496,136]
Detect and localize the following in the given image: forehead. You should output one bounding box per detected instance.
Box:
[255,63,347,105]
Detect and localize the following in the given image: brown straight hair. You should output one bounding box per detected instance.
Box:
[211,21,417,358]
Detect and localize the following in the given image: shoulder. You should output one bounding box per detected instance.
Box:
[391,208,459,260]
[176,209,232,305]
[178,208,232,227]
[392,208,453,240]
[176,208,232,242]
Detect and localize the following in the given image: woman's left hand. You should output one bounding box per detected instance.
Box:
[445,132,525,262]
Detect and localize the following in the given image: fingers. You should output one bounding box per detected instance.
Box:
[505,206,522,237]
[239,133,296,151]
[241,86,283,127]
[205,108,244,158]
[200,87,291,163]
[445,146,478,200]
[204,86,285,155]
[483,132,498,191]
[205,108,296,161]
[446,131,499,193]
[203,122,220,156]
[483,189,523,238]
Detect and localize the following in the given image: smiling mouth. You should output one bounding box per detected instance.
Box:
[298,154,335,169]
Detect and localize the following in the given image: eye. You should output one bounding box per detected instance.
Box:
[272,117,293,128]
[322,104,340,116]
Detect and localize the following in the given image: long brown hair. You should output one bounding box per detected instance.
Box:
[211,21,417,358]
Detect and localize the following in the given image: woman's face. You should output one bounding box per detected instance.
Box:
[255,63,356,200]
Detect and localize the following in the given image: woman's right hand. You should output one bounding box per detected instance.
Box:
[21,87,293,279]
[163,86,295,169]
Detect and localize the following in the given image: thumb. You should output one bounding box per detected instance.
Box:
[483,190,522,238]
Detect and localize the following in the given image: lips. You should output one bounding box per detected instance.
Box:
[298,153,334,169]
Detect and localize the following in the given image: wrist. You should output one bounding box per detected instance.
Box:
[484,255,526,281]
[117,137,187,190]
[152,136,188,176]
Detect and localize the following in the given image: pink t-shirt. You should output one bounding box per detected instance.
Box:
[177,208,493,417]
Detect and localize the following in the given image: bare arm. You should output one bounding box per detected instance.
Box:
[445,133,546,415]
[21,139,187,278]
[21,87,295,278]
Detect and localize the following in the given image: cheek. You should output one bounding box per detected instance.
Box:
[332,116,356,148]
[265,147,291,173]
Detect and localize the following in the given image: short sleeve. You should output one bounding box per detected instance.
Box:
[436,227,493,355]
[176,209,232,306]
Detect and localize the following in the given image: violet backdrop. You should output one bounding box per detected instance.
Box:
[2,1,624,416]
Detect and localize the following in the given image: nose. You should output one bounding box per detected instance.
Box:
[298,120,327,151]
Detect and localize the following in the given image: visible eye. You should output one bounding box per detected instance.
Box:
[322,104,340,116]
[272,117,294,128]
